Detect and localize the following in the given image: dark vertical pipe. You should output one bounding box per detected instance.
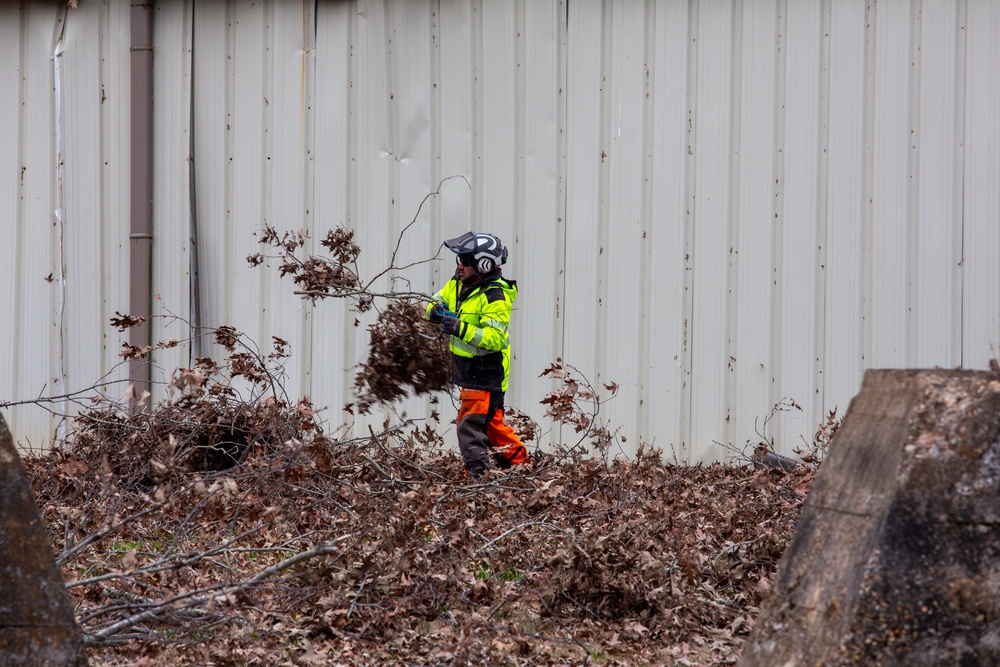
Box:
[189,12,201,363]
[129,0,154,406]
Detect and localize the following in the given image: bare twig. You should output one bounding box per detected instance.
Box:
[475,521,574,554]
[84,536,350,643]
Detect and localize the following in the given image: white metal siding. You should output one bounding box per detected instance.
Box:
[776,0,823,451]
[647,0,690,458]
[964,1,1000,369]
[3,0,999,464]
[0,15,21,431]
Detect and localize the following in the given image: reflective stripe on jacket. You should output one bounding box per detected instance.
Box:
[426,272,518,392]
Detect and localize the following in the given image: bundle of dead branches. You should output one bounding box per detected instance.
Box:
[251,224,454,411]
[249,225,364,304]
[352,300,451,413]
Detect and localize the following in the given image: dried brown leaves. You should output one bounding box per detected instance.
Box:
[26,404,813,666]
[252,224,365,306]
[352,300,452,413]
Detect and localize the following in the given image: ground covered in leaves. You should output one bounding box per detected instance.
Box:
[12,224,823,665]
[25,410,812,666]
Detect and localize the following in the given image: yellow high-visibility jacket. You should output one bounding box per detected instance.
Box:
[426,272,518,392]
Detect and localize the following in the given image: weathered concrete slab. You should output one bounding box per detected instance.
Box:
[741,369,1000,667]
[0,412,86,666]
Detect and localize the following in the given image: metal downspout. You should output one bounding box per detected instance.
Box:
[129,0,154,407]
[189,12,201,363]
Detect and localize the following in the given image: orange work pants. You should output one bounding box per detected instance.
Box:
[456,389,530,474]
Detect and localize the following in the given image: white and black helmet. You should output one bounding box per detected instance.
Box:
[444,232,508,274]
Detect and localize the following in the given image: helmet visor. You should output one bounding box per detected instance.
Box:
[443,232,479,255]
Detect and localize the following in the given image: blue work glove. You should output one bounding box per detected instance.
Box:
[428,302,446,324]
[441,315,462,337]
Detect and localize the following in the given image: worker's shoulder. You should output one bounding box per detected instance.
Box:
[484,286,505,303]
[484,278,516,304]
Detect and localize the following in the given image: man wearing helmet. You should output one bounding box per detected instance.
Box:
[426,232,531,478]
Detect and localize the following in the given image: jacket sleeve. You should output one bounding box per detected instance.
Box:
[425,281,456,320]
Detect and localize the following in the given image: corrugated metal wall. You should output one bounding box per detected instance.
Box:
[1,3,132,452]
[2,0,998,463]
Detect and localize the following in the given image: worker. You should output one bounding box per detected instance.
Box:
[426,231,532,479]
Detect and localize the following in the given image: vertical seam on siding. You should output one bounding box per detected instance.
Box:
[637,0,655,444]
[430,0,441,277]
[472,0,483,231]
[815,0,830,420]
[261,1,274,344]
[345,4,359,420]
[595,0,611,389]
[954,0,967,367]
[861,0,876,372]
[681,0,699,462]
[53,9,68,447]
[516,0,525,250]
[725,0,742,450]
[384,0,398,290]
[556,0,567,364]
[301,0,316,395]
[906,0,921,366]
[13,7,27,427]
[771,0,787,447]
[513,0,525,412]
[555,0,568,450]
[224,2,235,327]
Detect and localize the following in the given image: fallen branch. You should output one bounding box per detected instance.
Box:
[85,536,350,643]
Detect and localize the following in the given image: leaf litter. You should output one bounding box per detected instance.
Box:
[25,384,814,665]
